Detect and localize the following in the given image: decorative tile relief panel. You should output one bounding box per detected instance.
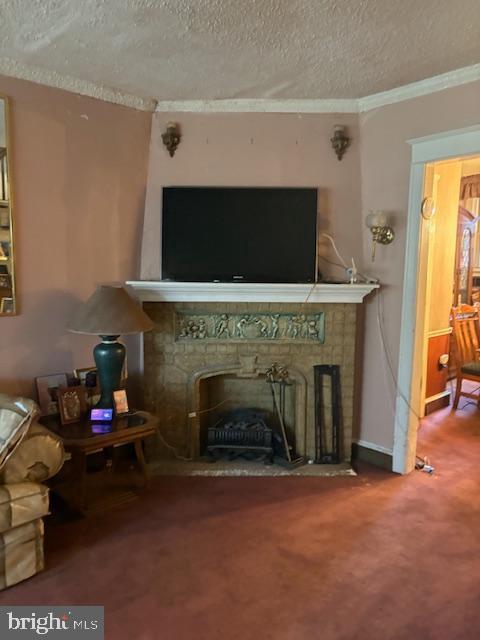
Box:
[176,312,325,342]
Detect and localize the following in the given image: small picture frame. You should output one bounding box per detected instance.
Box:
[113,389,129,415]
[73,367,100,408]
[36,373,68,416]
[0,273,10,288]
[58,386,87,425]
[0,206,9,229]
[0,297,13,314]
[73,367,97,385]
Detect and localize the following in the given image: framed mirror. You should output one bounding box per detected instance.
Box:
[0,96,15,316]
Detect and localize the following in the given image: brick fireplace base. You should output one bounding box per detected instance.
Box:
[143,302,362,464]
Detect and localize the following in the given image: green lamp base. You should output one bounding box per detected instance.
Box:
[93,335,125,409]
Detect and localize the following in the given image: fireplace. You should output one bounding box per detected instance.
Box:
[188,357,305,458]
[192,361,303,463]
[142,300,364,465]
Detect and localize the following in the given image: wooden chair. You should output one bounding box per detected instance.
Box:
[451,304,480,408]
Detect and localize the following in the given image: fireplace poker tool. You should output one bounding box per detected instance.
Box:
[266,364,305,468]
[269,379,292,463]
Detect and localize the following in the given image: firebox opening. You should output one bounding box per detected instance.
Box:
[198,373,296,460]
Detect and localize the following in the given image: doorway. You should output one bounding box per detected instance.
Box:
[420,156,480,417]
[392,125,480,474]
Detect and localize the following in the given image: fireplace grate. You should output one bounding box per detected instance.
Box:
[207,409,274,462]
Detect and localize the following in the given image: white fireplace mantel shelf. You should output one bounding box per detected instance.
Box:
[126,281,379,304]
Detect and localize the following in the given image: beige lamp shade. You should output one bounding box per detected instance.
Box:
[68,285,154,335]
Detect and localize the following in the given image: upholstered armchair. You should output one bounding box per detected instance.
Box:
[0,393,65,589]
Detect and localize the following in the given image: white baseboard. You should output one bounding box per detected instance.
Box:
[354,439,393,456]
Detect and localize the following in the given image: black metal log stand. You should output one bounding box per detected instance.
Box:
[314,364,342,464]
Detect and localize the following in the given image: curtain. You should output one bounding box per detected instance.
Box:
[460,174,480,200]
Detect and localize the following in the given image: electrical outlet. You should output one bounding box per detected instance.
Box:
[438,353,449,368]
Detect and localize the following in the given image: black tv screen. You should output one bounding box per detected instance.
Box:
[161,187,318,283]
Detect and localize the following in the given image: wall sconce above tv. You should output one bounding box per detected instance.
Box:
[161,187,319,284]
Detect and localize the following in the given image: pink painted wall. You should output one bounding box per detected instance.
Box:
[359,80,480,451]
[141,112,363,281]
[0,76,151,399]
[3,70,477,453]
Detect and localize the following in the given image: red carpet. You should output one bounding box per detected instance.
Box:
[1,403,479,640]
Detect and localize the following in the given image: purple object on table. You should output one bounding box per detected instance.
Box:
[90,408,113,421]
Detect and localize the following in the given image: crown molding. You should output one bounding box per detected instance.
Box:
[155,64,480,114]
[154,98,358,114]
[0,56,478,115]
[357,63,480,112]
[0,58,157,112]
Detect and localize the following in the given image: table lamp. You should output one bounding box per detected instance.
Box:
[68,285,153,409]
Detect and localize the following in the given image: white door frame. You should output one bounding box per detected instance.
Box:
[393,124,480,474]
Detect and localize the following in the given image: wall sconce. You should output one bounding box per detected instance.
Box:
[161,122,181,157]
[330,125,350,161]
[365,210,395,261]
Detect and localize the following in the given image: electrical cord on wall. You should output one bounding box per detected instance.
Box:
[375,288,422,423]
[303,280,318,303]
[320,233,349,270]
[191,398,230,416]
[374,288,438,468]
[303,235,340,302]
[316,237,399,416]
[156,430,194,462]
[319,233,378,285]
[155,397,232,462]
[318,255,347,271]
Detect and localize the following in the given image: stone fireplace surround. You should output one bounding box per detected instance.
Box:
[138,290,371,465]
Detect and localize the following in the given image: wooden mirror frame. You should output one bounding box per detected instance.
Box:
[0,95,16,316]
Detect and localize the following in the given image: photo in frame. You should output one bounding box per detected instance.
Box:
[0,297,13,313]
[73,367,100,407]
[36,373,68,416]
[0,274,10,288]
[113,389,129,415]
[73,367,97,385]
[0,207,9,228]
[58,386,87,425]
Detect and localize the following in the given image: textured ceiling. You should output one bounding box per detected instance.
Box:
[0,0,479,103]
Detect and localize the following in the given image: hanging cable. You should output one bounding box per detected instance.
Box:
[376,288,422,422]
[156,397,233,461]
[320,233,349,269]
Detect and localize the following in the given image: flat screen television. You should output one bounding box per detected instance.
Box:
[161,187,318,283]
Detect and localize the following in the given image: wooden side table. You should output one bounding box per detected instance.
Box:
[41,411,158,514]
